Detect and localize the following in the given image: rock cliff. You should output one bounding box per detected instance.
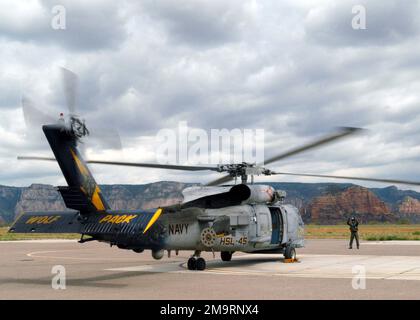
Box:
[1,182,420,225]
[306,186,392,224]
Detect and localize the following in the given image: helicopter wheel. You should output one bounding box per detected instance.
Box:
[284,246,296,260]
[187,257,197,270]
[196,257,206,271]
[221,251,233,261]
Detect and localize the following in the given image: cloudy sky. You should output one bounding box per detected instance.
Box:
[1,0,420,190]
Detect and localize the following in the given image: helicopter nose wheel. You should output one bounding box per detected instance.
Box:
[284,245,297,261]
[187,251,206,271]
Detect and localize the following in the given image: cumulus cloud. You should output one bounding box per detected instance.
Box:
[137,0,257,47]
[0,0,127,51]
[305,0,420,47]
[0,0,420,191]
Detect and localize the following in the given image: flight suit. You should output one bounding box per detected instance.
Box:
[347,218,359,249]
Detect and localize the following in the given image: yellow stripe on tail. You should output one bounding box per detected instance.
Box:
[70,148,107,211]
[143,208,163,234]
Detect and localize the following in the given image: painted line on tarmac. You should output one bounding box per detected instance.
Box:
[105,254,420,281]
[363,241,420,246]
[26,250,151,262]
[0,240,78,244]
[105,262,185,273]
[27,250,115,261]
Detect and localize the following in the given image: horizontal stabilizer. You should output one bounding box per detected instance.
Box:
[58,186,97,212]
[9,211,82,233]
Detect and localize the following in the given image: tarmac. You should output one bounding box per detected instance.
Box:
[0,239,419,299]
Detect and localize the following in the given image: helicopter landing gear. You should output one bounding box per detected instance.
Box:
[221,251,233,261]
[284,245,297,262]
[187,257,196,270]
[187,251,206,271]
[196,257,206,270]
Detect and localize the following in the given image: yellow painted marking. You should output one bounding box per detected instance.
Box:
[99,215,112,223]
[143,208,163,234]
[91,185,106,211]
[70,149,90,177]
[25,216,61,225]
[70,149,106,211]
[99,214,136,224]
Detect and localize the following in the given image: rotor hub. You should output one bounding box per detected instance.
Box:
[67,116,89,140]
[216,163,273,183]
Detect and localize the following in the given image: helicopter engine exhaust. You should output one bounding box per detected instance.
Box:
[229,184,276,204]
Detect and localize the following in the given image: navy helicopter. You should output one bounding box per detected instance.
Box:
[13,69,420,271]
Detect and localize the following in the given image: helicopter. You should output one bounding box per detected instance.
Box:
[12,69,420,271]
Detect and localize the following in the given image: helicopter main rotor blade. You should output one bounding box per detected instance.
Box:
[263,127,363,166]
[205,174,233,186]
[61,67,78,115]
[85,160,219,171]
[204,127,364,186]
[17,156,219,172]
[271,171,420,187]
[18,156,56,161]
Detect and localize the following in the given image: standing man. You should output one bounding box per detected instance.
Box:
[347,216,359,249]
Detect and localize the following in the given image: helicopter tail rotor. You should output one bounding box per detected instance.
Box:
[21,67,122,152]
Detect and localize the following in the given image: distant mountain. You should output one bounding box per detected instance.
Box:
[3,182,197,226]
[0,186,21,225]
[370,185,420,205]
[1,182,420,225]
[268,182,420,223]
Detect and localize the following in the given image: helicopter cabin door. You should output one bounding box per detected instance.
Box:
[269,207,283,244]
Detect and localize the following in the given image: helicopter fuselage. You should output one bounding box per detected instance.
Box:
[10,188,305,260]
[11,123,306,270]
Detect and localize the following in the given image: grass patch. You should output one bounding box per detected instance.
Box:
[305,224,420,241]
[365,235,411,241]
[0,227,79,241]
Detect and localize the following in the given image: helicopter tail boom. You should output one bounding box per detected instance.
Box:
[43,124,110,213]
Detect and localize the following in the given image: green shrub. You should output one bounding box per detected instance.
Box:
[366,234,409,241]
[396,219,411,225]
